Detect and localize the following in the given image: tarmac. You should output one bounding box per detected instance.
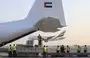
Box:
[1,45,90,58]
[1,56,90,58]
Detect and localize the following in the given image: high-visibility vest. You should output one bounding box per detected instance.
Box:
[12,45,16,51]
[46,47,48,52]
[77,47,81,51]
[44,47,48,52]
[44,47,46,52]
[8,46,12,51]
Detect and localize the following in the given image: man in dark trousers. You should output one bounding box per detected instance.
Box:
[84,45,87,53]
[8,44,13,57]
[60,45,65,53]
[77,45,81,53]
[83,45,88,57]
[38,34,42,47]
[60,45,65,57]
[77,45,81,57]
[56,45,60,53]
[66,45,70,53]
[43,45,46,58]
[12,44,17,57]
[66,45,70,56]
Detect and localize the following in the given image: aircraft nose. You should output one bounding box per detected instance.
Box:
[34,17,63,32]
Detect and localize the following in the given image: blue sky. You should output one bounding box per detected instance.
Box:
[1,0,90,45]
[0,0,90,24]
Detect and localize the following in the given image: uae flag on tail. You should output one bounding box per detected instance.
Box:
[44,2,52,8]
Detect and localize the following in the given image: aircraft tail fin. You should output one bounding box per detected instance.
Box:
[26,0,66,32]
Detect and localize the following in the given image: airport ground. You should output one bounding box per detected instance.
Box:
[1,56,90,58]
[1,45,90,57]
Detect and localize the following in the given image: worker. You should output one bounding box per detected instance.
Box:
[38,34,42,47]
[60,45,65,53]
[8,44,13,57]
[77,45,82,57]
[56,45,60,53]
[77,45,81,53]
[83,45,88,57]
[84,45,87,53]
[12,44,17,57]
[46,46,48,57]
[43,45,47,58]
[66,45,70,53]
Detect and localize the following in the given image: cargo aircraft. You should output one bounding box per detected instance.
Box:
[0,0,66,46]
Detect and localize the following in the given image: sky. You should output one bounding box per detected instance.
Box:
[0,0,90,46]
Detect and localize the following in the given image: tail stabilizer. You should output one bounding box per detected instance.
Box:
[26,0,66,32]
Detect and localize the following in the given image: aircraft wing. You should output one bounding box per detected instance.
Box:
[0,28,37,47]
[43,36,54,42]
[48,37,65,41]
[43,30,66,42]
